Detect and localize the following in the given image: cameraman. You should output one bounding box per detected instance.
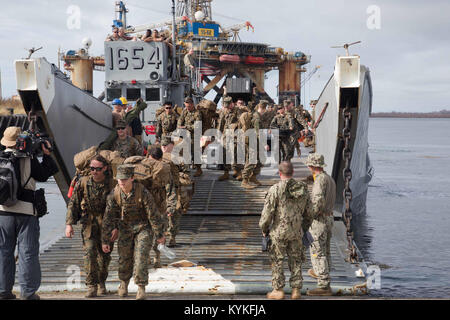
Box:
[0,126,58,300]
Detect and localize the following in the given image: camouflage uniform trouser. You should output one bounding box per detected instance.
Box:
[241,143,262,180]
[286,134,299,161]
[269,238,304,290]
[167,209,182,239]
[118,225,151,285]
[279,137,291,162]
[150,203,168,261]
[179,185,193,213]
[82,223,113,286]
[309,215,333,288]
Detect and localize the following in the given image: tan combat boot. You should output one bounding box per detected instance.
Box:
[136,285,146,300]
[241,178,256,189]
[308,268,319,279]
[267,289,285,300]
[118,280,129,297]
[218,170,230,181]
[232,168,240,178]
[193,166,203,177]
[235,172,243,181]
[249,175,262,186]
[306,287,332,296]
[98,282,107,295]
[291,288,301,300]
[85,285,97,298]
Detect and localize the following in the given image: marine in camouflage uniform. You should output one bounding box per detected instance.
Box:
[305,154,336,296]
[101,165,164,300]
[144,149,176,267]
[240,101,268,188]
[270,106,295,162]
[303,103,315,149]
[177,97,203,176]
[156,102,178,142]
[99,98,148,151]
[216,96,239,181]
[112,120,143,158]
[259,162,313,299]
[161,137,182,247]
[66,172,115,297]
[284,99,308,160]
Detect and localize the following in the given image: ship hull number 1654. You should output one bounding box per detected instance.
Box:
[108,46,161,71]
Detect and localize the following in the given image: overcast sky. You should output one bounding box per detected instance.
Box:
[1,0,449,112]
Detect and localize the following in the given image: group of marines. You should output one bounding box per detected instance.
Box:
[63,93,333,300]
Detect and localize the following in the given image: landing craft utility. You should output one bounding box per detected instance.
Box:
[1,0,373,297]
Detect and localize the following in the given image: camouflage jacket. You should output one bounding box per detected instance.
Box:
[66,175,114,226]
[156,112,178,140]
[288,109,309,131]
[99,99,148,150]
[236,106,252,119]
[102,182,163,244]
[270,113,295,131]
[112,135,143,159]
[259,178,313,241]
[251,111,263,131]
[311,171,336,217]
[217,108,239,132]
[260,110,275,129]
[177,108,202,133]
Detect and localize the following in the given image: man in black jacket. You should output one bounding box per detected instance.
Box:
[0,127,58,300]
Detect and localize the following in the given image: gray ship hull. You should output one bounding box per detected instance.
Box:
[315,61,373,214]
[15,58,113,202]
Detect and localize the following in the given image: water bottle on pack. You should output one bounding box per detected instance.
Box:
[157,243,176,260]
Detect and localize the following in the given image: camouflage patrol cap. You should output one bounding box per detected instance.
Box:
[161,136,174,146]
[116,164,135,179]
[184,96,194,103]
[305,153,327,168]
[223,96,233,107]
[257,100,268,108]
[277,104,284,110]
[115,119,127,129]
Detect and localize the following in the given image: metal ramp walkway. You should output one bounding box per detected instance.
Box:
[26,158,368,296]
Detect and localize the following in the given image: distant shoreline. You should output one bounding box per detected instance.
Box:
[371,110,450,118]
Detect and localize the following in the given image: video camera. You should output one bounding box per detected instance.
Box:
[16,130,53,157]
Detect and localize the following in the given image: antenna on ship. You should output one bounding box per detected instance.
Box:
[26,47,43,59]
[331,41,361,56]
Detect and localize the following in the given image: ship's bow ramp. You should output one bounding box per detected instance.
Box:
[15,57,113,200]
[33,157,368,296]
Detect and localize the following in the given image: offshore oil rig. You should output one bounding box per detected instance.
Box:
[61,0,311,110]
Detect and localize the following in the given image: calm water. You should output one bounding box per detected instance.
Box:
[355,118,450,298]
[37,118,450,298]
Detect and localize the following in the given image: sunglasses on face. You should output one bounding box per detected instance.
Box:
[165,107,172,110]
[116,127,126,131]
[90,166,104,172]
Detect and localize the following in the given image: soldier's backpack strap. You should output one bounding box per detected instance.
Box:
[134,182,144,209]
[79,176,90,211]
[113,185,124,220]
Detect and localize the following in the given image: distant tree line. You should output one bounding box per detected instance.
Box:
[371,110,450,118]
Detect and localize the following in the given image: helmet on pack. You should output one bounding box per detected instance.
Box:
[112,98,123,105]
[119,97,128,105]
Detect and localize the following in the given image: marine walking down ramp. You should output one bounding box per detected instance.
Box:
[29,153,368,297]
